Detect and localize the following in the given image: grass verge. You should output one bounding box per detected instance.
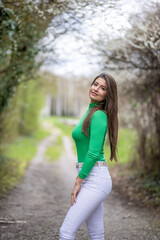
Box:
[48,115,75,136]
[104,127,138,166]
[45,134,63,162]
[45,116,77,156]
[0,123,50,196]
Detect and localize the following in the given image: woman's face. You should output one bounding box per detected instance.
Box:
[89,77,107,103]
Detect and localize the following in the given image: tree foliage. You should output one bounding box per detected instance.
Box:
[0,2,45,114]
[0,0,73,114]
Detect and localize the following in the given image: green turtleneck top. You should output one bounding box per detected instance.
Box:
[72,101,108,179]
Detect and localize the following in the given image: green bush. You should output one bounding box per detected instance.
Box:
[0,78,44,142]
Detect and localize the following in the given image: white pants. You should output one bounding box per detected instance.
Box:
[59,161,112,240]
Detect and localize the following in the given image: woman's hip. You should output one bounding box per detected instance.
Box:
[77,163,112,196]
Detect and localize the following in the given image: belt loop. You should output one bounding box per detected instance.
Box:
[98,161,100,168]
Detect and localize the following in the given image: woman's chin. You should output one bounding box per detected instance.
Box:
[90,94,97,100]
[90,96,105,103]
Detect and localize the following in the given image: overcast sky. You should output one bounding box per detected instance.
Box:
[40,0,157,78]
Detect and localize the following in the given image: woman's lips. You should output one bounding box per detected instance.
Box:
[91,92,98,96]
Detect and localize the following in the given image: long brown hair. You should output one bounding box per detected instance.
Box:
[82,72,119,163]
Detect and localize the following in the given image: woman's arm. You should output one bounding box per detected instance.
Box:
[78,110,107,179]
[71,176,83,205]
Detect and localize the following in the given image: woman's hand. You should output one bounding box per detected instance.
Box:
[71,176,83,206]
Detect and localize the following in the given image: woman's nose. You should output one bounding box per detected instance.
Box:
[94,86,99,91]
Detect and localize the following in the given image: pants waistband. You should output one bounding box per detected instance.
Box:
[76,161,107,168]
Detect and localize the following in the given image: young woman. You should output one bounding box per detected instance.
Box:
[59,72,119,240]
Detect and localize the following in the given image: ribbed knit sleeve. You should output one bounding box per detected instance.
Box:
[78,110,107,179]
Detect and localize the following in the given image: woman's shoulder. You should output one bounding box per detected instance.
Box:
[91,110,107,122]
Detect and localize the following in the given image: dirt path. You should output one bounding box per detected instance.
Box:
[0,126,159,240]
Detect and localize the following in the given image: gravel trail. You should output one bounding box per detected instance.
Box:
[0,129,159,240]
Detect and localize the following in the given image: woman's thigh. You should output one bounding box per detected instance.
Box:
[86,202,105,239]
[59,186,107,239]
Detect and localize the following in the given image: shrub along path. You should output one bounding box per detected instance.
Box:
[0,127,159,240]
